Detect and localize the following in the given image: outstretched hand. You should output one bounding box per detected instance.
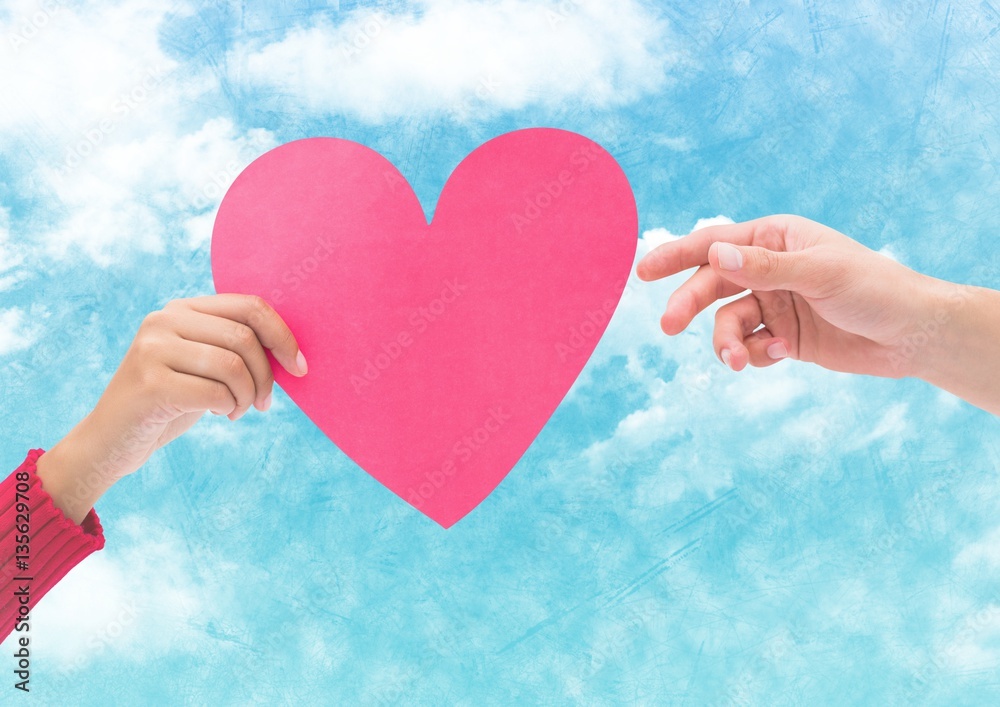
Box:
[637,215,954,378]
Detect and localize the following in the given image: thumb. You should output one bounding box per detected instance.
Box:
[709,242,830,296]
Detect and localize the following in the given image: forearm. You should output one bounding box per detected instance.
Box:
[910,277,1000,416]
[35,414,117,525]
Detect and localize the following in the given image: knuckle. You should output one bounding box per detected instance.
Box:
[218,350,246,378]
[212,380,235,408]
[140,310,166,331]
[756,248,780,276]
[131,330,162,358]
[245,295,271,324]
[713,306,738,332]
[278,324,295,350]
[751,217,787,248]
[230,323,256,350]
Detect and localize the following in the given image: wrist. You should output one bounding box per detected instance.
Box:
[903,275,977,382]
[36,413,118,525]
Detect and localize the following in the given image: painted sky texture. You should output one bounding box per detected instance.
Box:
[2,0,1000,704]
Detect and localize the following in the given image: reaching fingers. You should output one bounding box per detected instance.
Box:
[660,264,746,335]
[743,328,789,368]
[713,294,790,371]
[636,216,793,282]
[707,240,857,301]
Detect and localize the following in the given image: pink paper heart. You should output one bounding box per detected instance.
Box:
[212,128,637,527]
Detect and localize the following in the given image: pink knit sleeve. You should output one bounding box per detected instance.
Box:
[1,449,105,642]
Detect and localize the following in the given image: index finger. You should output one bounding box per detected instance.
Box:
[635,216,790,282]
[179,294,307,377]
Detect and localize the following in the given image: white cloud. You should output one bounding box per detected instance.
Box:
[936,602,1000,671]
[1,1,278,264]
[39,118,276,264]
[0,1,182,142]
[954,526,1000,570]
[0,307,39,355]
[1,0,670,265]
[23,515,211,676]
[237,0,673,122]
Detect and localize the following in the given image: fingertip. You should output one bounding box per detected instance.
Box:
[253,392,273,412]
[743,336,790,368]
[281,349,308,377]
[766,339,789,361]
[732,346,751,372]
[706,244,726,277]
[659,310,683,336]
[720,343,750,371]
[637,257,660,282]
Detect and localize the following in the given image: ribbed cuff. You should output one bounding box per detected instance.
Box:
[2,449,105,637]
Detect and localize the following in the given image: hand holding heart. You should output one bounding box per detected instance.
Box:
[40,129,639,528]
[36,294,308,524]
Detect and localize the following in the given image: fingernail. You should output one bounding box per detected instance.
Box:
[296,350,308,375]
[720,348,732,369]
[767,342,788,360]
[717,243,743,272]
[261,393,272,411]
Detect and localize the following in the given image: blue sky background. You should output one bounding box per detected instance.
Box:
[2,0,1000,704]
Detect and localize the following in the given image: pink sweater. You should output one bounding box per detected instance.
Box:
[2,450,105,642]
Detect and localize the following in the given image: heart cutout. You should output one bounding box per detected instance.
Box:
[212,128,637,527]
